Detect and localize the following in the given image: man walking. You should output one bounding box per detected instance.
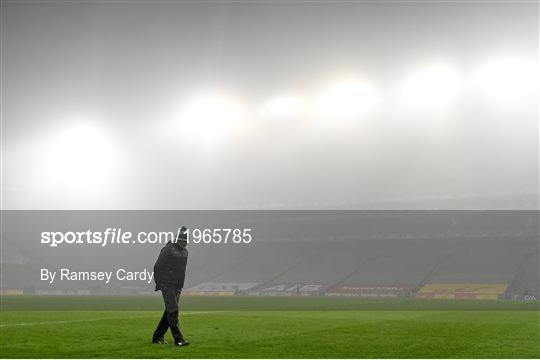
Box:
[152,226,190,346]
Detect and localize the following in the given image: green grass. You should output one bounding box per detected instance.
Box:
[1,296,539,358]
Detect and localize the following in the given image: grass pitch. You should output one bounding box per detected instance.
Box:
[1,296,539,358]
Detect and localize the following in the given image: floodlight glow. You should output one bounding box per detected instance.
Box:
[260,95,305,118]
[41,123,115,189]
[398,62,460,111]
[179,93,244,144]
[315,81,377,120]
[472,57,538,102]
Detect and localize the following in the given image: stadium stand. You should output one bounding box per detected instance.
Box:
[248,242,363,295]
[327,239,443,297]
[1,211,538,300]
[186,241,311,295]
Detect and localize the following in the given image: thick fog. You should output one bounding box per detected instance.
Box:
[1,2,538,209]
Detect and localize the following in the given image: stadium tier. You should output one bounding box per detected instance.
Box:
[183,242,312,295]
[326,240,442,297]
[428,240,527,284]
[508,251,539,300]
[247,243,363,295]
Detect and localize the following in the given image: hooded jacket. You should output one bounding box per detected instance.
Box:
[153,242,188,291]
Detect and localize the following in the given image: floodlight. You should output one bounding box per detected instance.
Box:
[398,62,460,111]
[472,57,538,102]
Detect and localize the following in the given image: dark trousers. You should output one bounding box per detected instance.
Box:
[153,288,184,342]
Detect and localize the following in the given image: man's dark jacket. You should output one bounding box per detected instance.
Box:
[154,242,188,291]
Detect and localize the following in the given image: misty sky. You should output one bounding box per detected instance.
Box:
[1,1,538,209]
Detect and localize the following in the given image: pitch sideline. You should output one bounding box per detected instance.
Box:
[0,311,234,327]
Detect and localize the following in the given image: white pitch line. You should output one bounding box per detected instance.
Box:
[0,311,232,327]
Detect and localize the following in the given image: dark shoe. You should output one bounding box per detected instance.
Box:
[152,338,168,344]
[175,339,190,346]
